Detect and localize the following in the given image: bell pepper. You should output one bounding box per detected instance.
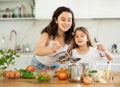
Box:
[19,69,34,79]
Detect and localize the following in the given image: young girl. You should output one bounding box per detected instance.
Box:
[31,6,75,70]
[69,27,113,66]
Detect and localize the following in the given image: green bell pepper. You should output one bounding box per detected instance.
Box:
[19,69,34,79]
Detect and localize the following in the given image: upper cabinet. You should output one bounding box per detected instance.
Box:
[35,0,120,19]
[88,0,120,18]
[1,0,120,20]
[0,0,35,20]
[35,0,89,19]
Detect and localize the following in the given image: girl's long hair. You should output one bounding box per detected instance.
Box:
[68,26,93,55]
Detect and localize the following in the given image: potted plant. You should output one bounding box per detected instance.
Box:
[0,49,20,77]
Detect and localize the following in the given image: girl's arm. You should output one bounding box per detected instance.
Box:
[104,51,113,60]
[97,44,113,60]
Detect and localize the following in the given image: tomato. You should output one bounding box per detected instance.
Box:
[55,67,67,73]
[26,65,36,72]
[9,70,15,79]
[3,70,20,79]
[4,71,9,78]
[57,71,68,80]
[40,68,47,72]
[83,76,92,85]
[14,71,20,78]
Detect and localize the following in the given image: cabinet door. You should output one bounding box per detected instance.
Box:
[35,0,89,19]
[88,0,120,18]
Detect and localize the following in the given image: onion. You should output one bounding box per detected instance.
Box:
[83,76,92,85]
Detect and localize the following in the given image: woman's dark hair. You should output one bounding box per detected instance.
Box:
[41,6,75,44]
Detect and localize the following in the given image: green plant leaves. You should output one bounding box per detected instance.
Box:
[0,49,20,71]
[88,70,97,77]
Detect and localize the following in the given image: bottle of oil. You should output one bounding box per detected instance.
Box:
[105,61,112,82]
[94,38,105,57]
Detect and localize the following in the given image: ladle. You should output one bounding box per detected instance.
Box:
[54,50,81,63]
[54,43,81,63]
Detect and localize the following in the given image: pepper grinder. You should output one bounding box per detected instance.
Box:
[94,38,105,57]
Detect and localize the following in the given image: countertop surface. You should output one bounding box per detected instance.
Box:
[0,72,120,87]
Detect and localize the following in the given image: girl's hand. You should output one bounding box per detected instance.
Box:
[97,44,105,51]
[51,41,61,52]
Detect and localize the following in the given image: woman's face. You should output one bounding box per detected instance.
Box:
[74,30,88,46]
[56,12,72,32]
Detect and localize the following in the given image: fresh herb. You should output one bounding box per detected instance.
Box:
[89,70,97,73]
[36,72,51,81]
[0,49,20,76]
[88,70,97,77]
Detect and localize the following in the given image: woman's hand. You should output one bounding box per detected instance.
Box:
[51,41,61,52]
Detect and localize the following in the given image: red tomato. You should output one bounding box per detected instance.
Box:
[9,70,15,79]
[3,70,20,79]
[14,71,20,78]
[40,68,47,72]
[57,71,68,80]
[4,71,9,78]
[26,65,36,72]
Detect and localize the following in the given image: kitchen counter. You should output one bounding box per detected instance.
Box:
[0,72,120,87]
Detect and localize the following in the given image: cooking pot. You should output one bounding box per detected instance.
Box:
[68,62,89,82]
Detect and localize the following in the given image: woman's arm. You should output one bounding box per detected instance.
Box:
[34,32,60,56]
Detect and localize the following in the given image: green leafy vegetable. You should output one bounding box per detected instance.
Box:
[0,49,20,77]
[88,70,97,77]
[36,72,51,81]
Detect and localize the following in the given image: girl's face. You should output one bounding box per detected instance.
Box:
[56,12,72,32]
[74,30,88,46]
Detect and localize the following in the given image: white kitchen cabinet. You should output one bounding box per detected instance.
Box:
[88,0,120,18]
[35,0,89,19]
[36,0,120,19]
[0,0,35,20]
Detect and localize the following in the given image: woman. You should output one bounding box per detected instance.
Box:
[31,6,75,70]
